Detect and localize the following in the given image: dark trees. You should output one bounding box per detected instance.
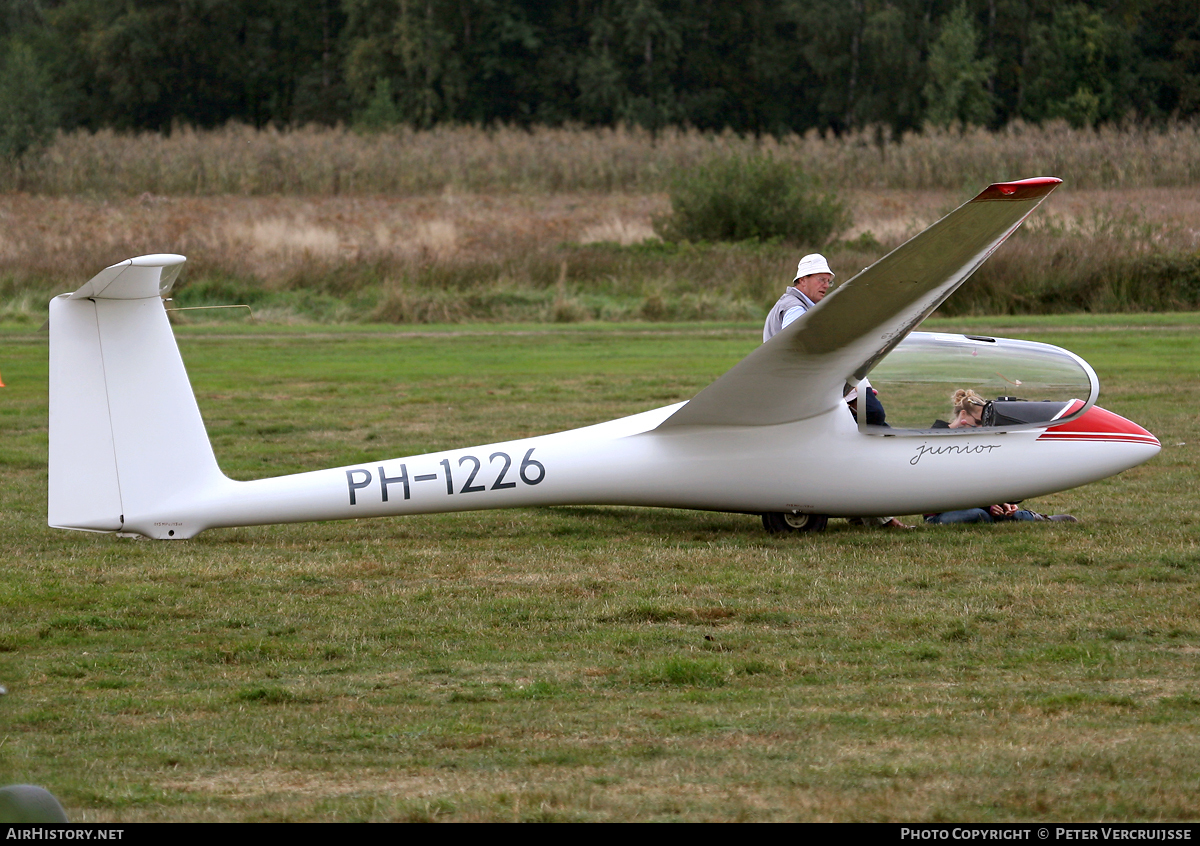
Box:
[4,0,1199,135]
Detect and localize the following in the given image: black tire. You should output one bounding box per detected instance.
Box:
[761,512,829,534]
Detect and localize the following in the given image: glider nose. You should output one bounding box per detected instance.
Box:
[1036,404,1160,481]
[1038,404,1159,449]
[1041,403,1161,446]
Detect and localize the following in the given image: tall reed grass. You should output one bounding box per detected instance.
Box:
[952,208,1200,315]
[6,121,1200,196]
[3,190,1196,325]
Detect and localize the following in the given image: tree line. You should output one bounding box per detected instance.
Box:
[2,0,1198,156]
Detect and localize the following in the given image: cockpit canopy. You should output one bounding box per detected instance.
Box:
[859,332,1099,435]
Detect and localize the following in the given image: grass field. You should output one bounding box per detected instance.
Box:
[1,316,1198,822]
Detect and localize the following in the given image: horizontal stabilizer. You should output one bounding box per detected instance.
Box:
[69,254,186,300]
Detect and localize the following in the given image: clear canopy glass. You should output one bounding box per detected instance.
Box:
[860,332,1099,435]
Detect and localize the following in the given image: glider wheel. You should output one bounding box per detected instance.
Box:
[761,512,829,534]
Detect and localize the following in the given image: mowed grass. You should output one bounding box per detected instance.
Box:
[0,317,1198,822]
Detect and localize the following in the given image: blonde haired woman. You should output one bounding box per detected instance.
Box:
[930,388,988,430]
[925,388,1077,524]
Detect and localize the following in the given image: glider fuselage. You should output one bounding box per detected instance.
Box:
[115,398,1157,539]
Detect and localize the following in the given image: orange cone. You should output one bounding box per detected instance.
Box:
[0,369,5,387]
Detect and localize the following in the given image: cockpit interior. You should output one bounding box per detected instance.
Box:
[857,332,1099,436]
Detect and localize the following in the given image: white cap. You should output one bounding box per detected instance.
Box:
[792,253,834,284]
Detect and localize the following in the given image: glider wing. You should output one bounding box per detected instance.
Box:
[657,177,1062,428]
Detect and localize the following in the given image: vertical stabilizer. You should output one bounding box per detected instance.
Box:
[48,255,228,535]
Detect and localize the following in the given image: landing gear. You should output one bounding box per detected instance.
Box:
[761,512,829,534]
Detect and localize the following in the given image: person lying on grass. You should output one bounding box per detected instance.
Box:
[924,389,1077,525]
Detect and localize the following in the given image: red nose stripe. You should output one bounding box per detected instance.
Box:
[1038,404,1160,446]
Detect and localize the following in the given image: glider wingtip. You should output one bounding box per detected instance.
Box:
[973,176,1062,202]
[128,253,187,268]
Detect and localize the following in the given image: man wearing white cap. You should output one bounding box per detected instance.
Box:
[762,254,912,529]
[762,253,833,342]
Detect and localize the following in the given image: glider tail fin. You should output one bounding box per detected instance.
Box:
[48,255,226,535]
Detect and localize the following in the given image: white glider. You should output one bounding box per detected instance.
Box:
[48,177,1159,539]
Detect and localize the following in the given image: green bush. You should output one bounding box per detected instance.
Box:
[655,155,851,245]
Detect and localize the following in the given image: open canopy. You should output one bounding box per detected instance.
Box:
[861,331,1099,435]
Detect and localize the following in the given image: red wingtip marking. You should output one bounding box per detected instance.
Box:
[974,176,1062,202]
